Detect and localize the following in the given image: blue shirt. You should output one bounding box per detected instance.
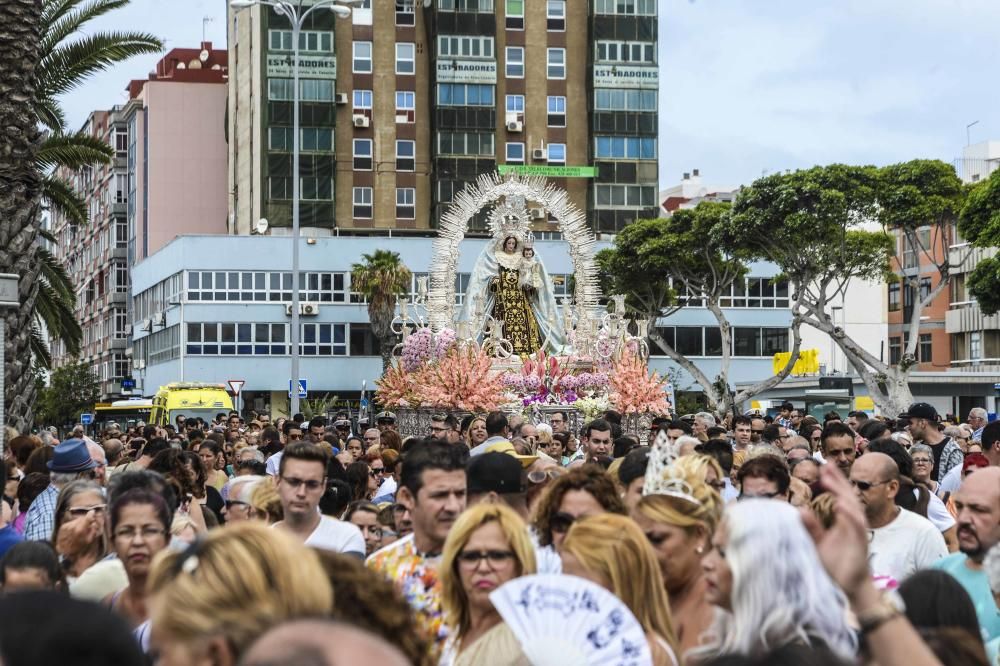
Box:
[932,552,1000,641]
[23,484,59,541]
[0,525,23,559]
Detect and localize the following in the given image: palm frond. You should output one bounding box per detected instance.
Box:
[42,174,89,225]
[36,95,67,133]
[37,246,76,302]
[37,31,163,102]
[41,0,132,53]
[39,229,58,244]
[37,131,113,171]
[35,281,82,356]
[30,320,53,370]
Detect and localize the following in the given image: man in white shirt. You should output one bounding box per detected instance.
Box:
[851,452,947,585]
[274,442,364,557]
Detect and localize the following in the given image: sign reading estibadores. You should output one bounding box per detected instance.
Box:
[592,65,658,89]
[267,54,337,79]
[436,59,497,84]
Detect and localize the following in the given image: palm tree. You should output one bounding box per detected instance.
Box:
[1,0,161,430]
[0,0,46,431]
[351,250,412,374]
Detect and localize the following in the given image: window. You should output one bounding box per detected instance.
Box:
[438,0,494,11]
[547,48,565,78]
[506,142,525,163]
[353,139,372,170]
[889,337,901,365]
[675,327,703,356]
[113,129,128,153]
[919,276,932,303]
[186,271,349,304]
[353,89,372,114]
[437,132,495,156]
[267,79,293,101]
[268,30,333,53]
[353,187,373,219]
[761,328,788,356]
[269,127,292,151]
[437,84,495,107]
[970,331,982,360]
[506,0,524,29]
[437,35,494,59]
[396,91,416,122]
[353,41,372,73]
[546,0,565,30]
[595,0,656,15]
[918,333,932,363]
[300,128,333,152]
[395,43,415,75]
[547,96,566,127]
[395,0,415,25]
[505,47,524,78]
[888,282,901,312]
[594,136,657,160]
[301,323,347,356]
[733,328,762,357]
[594,184,656,208]
[299,80,334,102]
[547,143,566,164]
[506,94,525,114]
[396,188,415,219]
[300,177,332,200]
[187,323,286,356]
[396,140,415,171]
[595,40,656,65]
[594,88,657,112]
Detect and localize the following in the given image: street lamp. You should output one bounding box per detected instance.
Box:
[230,0,357,416]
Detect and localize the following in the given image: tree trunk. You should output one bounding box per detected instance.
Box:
[368,299,397,376]
[0,0,44,433]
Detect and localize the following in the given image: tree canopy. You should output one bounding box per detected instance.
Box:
[959,167,1000,315]
[36,358,99,428]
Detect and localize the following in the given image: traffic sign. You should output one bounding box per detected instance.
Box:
[227,379,246,396]
[80,413,94,425]
[360,397,369,409]
[289,379,307,398]
[121,378,136,390]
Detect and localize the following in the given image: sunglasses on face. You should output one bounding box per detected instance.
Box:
[67,504,106,519]
[369,468,385,478]
[527,468,566,484]
[850,479,890,492]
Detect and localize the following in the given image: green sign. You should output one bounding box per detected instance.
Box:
[497,165,598,178]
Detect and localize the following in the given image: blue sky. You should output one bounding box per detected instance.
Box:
[62,0,1000,190]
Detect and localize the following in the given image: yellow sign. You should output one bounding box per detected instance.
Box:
[854,396,875,412]
[772,349,820,376]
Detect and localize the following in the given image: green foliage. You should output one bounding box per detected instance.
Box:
[36,358,100,427]
[350,250,412,307]
[968,256,1000,316]
[876,159,964,231]
[301,393,340,420]
[959,166,1000,246]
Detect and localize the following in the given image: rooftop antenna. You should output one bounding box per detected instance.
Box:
[202,16,214,42]
[966,120,979,147]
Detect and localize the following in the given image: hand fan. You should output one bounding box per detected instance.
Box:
[490,574,653,666]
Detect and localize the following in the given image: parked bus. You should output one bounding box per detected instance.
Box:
[93,399,153,432]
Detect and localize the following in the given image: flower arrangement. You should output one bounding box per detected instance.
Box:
[608,350,672,416]
[573,395,611,421]
[421,346,506,412]
[400,327,458,372]
[376,362,422,407]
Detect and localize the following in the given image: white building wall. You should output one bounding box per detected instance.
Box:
[800,277,888,375]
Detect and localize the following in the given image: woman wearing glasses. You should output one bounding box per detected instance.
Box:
[51,480,108,582]
[440,502,536,666]
[105,489,171,628]
[531,466,625,553]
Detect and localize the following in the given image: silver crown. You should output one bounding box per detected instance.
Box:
[488,195,531,242]
[642,429,699,503]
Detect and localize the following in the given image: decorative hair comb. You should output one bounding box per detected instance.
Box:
[642,429,699,504]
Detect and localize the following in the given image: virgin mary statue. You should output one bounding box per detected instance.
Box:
[459,234,565,356]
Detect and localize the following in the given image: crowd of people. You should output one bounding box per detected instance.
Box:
[0,400,997,666]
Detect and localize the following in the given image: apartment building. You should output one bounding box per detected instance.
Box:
[226,0,659,235]
[50,44,229,399]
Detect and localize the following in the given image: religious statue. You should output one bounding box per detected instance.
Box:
[458,196,565,356]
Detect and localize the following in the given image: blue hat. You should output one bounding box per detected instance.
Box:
[47,439,98,473]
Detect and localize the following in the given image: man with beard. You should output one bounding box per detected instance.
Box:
[932,466,1000,642]
[821,422,858,476]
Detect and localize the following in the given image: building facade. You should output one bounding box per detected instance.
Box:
[51,45,229,400]
[226,0,659,236]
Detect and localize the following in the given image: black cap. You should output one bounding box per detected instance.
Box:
[618,446,650,486]
[467,452,524,495]
[903,402,938,421]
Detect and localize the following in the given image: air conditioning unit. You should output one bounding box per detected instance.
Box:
[506,120,523,133]
[395,114,409,124]
[353,115,370,128]
[532,148,548,160]
[335,92,349,105]
[152,312,165,327]
[285,302,320,316]
[133,360,145,370]
[528,207,546,220]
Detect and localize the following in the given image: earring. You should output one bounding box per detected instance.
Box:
[696,545,705,555]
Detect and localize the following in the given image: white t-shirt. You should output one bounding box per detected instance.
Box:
[869,508,948,585]
[375,476,397,499]
[938,464,962,495]
[921,490,956,532]
[265,451,283,476]
[304,515,365,556]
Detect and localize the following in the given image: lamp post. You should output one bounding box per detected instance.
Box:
[230,0,357,416]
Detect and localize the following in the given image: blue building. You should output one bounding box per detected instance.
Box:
[130,234,792,416]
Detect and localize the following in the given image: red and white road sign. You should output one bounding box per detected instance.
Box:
[227,379,246,396]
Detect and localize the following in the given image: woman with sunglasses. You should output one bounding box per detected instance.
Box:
[51,480,108,582]
[106,489,171,628]
[531,465,625,557]
[440,502,536,666]
[632,471,723,659]
[561,513,679,666]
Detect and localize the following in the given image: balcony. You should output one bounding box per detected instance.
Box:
[111,338,128,350]
[110,292,127,305]
[111,247,127,260]
[949,358,1000,372]
[111,201,127,217]
[948,243,995,276]
[945,302,1000,334]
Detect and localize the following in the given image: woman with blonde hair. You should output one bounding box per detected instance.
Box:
[632,473,722,659]
[249,480,283,524]
[440,502,536,665]
[146,522,332,664]
[560,513,679,666]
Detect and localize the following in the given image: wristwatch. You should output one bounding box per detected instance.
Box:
[857,590,906,635]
